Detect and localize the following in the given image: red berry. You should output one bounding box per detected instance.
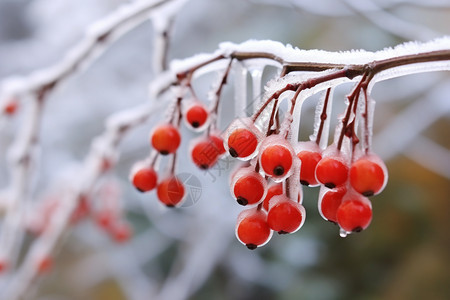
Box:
[232,169,266,206]
[267,195,305,234]
[319,186,346,223]
[350,155,387,196]
[95,210,115,230]
[236,209,272,249]
[262,183,283,211]
[209,134,226,155]
[337,196,372,233]
[260,144,293,178]
[157,176,185,207]
[3,99,18,115]
[297,150,322,186]
[316,156,348,188]
[151,124,181,155]
[185,103,209,129]
[70,195,91,224]
[110,221,133,243]
[191,138,221,169]
[36,255,53,274]
[227,128,259,159]
[131,167,157,192]
[0,259,8,274]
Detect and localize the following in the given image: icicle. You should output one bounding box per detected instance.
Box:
[289,93,306,144]
[339,228,348,238]
[248,63,265,113]
[310,88,334,150]
[233,62,248,118]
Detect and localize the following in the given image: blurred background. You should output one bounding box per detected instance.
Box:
[0,0,449,299]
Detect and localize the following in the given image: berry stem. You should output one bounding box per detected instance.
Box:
[252,85,295,122]
[208,59,234,135]
[257,203,263,211]
[362,87,370,155]
[149,150,159,168]
[336,73,367,151]
[170,152,177,176]
[266,98,279,136]
[315,88,331,146]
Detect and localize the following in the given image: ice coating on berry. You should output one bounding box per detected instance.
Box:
[209,133,226,155]
[350,153,387,196]
[262,183,283,211]
[231,167,267,206]
[157,176,185,207]
[318,185,346,223]
[151,124,181,155]
[267,195,305,234]
[236,208,272,249]
[184,100,209,130]
[315,145,349,188]
[259,135,295,181]
[131,167,157,192]
[296,141,322,187]
[190,137,222,169]
[224,118,262,160]
[337,192,372,233]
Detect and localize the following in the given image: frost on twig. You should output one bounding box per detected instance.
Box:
[0,1,449,296]
[0,0,189,299]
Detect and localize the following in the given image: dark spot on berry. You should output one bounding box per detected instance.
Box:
[229,147,238,158]
[353,226,363,233]
[191,121,200,128]
[136,187,145,193]
[160,150,169,155]
[246,243,257,250]
[166,204,175,208]
[278,230,288,235]
[199,164,209,170]
[273,166,284,176]
[325,182,336,189]
[328,220,338,225]
[300,180,310,186]
[362,190,374,197]
[236,197,248,206]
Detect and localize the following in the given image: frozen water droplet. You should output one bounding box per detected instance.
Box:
[339,228,348,238]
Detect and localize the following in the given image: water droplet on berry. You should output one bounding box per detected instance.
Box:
[339,228,348,238]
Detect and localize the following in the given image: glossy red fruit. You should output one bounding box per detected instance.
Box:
[337,196,372,233]
[151,124,181,155]
[297,150,322,186]
[232,170,266,206]
[209,134,226,155]
[350,156,387,196]
[316,156,348,188]
[236,209,272,250]
[185,103,209,128]
[267,195,305,234]
[260,144,293,178]
[157,176,185,207]
[191,138,221,169]
[131,167,157,192]
[227,128,258,158]
[319,186,346,223]
[262,184,283,211]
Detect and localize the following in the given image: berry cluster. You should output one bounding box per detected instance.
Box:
[130,58,389,249]
[130,94,226,207]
